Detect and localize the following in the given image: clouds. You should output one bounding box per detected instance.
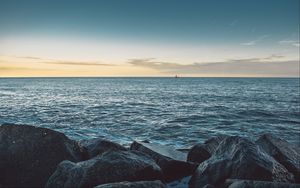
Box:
[0,55,158,77]
[128,56,299,77]
[241,35,270,46]
[16,56,114,66]
[278,40,300,47]
[128,58,182,71]
[241,35,299,48]
[43,61,114,66]
[17,56,45,60]
[1,55,298,77]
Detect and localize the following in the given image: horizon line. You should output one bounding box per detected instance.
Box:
[0,76,299,79]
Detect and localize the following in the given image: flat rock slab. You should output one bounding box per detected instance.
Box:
[132,142,187,161]
[130,141,197,182]
[0,124,82,188]
[93,180,166,188]
[46,150,163,188]
[256,133,300,183]
[189,136,295,188]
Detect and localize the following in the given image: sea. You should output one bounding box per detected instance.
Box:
[0,77,299,148]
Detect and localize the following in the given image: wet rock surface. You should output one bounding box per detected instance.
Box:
[0,124,82,188]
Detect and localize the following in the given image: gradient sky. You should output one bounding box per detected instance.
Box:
[0,0,299,77]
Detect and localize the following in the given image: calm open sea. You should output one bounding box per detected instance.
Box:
[0,78,299,148]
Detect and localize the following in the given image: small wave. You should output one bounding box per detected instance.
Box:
[237,110,275,118]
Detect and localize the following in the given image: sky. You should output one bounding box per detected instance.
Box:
[0,0,299,77]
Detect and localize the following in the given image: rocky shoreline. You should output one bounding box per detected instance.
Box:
[0,123,299,188]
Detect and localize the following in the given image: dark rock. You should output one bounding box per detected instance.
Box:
[187,143,211,163]
[187,135,229,164]
[0,124,82,188]
[130,141,197,182]
[226,179,300,188]
[256,133,300,183]
[45,150,163,188]
[189,136,295,188]
[79,138,127,159]
[93,180,166,188]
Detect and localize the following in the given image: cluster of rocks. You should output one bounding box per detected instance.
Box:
[0,123,299,188]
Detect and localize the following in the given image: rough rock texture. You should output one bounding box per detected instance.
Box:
[93,180,166,188]
[187,143,211,164]
[187,135,229,164]
[189,136,295,188]
[226,179,300,188]
[79,138,127,160]
[46,150,163,188]
[130,141,197,182]
[0,124,82,188]
[256,133,300,183]
[204,135,229,154]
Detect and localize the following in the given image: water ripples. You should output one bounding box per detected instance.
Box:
[0,78,299,148]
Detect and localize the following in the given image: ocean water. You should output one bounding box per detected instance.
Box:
[0,78,299,148]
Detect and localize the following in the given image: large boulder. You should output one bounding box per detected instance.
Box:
[189,136,295,188]
[256,133,300,183]
[0,124,82,188]
[130,141,197,182]
[226,179,300,188]
[79,138,127,160]
[93,180,166,188]
[46,150,163,188]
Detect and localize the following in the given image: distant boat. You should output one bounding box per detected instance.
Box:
[175,75,179,78]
